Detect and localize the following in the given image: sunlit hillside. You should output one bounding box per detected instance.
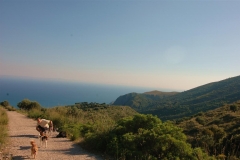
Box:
[114,75,240,121]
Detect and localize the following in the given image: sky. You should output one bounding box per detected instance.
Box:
[1,0,240,91]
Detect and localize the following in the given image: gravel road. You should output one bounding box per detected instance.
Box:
[6,111,104,160]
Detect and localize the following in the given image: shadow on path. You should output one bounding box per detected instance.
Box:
[19,146,31,150]
[64,143,103,159]
[64,143,86,155]
[10,134,37,138]
[12,155,29,160]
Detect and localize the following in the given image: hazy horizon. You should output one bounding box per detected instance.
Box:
[0,76,175,108]
[0,75,179,92]
[1,1,240,90]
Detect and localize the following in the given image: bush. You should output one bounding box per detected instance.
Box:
[0,100,9,107]
[230,104,238,112]
[196,116,206,125]
[27,109,44,119]
[82,114,214,159]
[0,101,16,111]
[17,99,41,110]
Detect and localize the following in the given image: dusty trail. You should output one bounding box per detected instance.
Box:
[6,111,104,160]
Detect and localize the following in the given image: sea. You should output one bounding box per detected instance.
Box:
[0,76,168,108]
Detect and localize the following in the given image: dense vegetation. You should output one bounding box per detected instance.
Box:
[102,114,213,160]
[176,100,240,160]
[6,99,214,159]
[113,75,240,121]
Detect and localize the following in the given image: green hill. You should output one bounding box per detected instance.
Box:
[176,101,240,158]
[113,75,240,121]
[113,90,179,111]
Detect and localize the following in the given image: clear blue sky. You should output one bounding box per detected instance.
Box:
[1,0,240,91]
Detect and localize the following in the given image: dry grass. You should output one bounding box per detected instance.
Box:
[0,106,9,149]
[0,106,8,159]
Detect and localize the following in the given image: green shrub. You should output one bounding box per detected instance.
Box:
[82,114,214,159]
[27,109,44,119]
[5,105,17,111]
[196,116,206,125]
[17,99,41,110]
[0,100,9,107]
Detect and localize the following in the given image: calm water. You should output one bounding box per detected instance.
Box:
[0,77,163,108]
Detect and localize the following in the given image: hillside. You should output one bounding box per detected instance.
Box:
[176,101,240,158]
[177,100,240,137]
[113,90,179,111]
[113,75,240,121]
[66,102,139,122]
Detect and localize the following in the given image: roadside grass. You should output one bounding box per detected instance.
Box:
[0,106,9,149]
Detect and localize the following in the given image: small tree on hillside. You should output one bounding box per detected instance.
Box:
[230,104,238,112]
[0,100,9,107]
[17,99,41,110]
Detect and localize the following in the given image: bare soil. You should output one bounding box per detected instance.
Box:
[6,111,104,160]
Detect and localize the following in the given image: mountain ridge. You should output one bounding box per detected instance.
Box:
[113,75,240,121]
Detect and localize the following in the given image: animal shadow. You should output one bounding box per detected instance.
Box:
[10,134,37,138]
[19,146,31,150]
[12,155,29,160]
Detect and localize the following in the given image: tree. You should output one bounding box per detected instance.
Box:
[29,101,41,110]
[17,99,31,110]
[17,99,41,110]
[230,105,238,112]
[0,100,9,107]
[196,116,206,125]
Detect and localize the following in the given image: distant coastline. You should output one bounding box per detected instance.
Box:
[0,76,172,108]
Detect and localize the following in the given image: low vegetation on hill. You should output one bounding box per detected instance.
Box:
[1,99,216,159]
[113,75,240,121]
[113,91,179,111]
[177,100,240,159]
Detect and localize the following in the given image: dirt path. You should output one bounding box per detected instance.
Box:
[6,111,104,160]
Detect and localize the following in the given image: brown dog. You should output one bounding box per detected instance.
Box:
[30,140,38,159]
